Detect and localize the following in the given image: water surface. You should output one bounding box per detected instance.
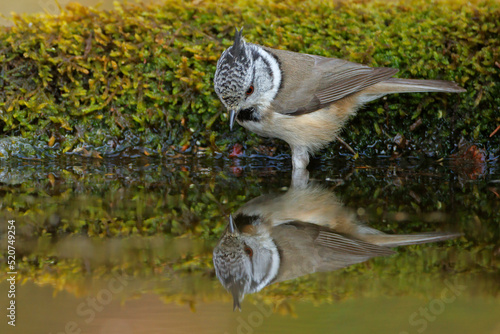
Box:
[0,156,498,334]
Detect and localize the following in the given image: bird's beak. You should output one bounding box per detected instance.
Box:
[233,293,242,312]
[228,214,238,234]
[230,283,244,311]
[229,110,237,131]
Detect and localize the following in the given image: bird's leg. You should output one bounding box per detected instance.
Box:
[291,146,310,170]
[291,168,309,189]
[291,146,310,188]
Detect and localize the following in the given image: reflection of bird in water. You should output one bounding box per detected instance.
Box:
[213,183,460,311]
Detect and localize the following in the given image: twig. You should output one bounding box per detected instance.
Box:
[490,124,500,137]
[336,136,357,155]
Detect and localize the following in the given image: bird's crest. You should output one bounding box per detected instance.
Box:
[213,27,255,109]
[229,28,245,59]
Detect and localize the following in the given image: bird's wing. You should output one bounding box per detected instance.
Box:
[271,221,395,282]
[266,47,398,115]
[314,229,395,257]
[276,220,394,258]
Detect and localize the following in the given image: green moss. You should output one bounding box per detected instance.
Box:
[0,0,498,158]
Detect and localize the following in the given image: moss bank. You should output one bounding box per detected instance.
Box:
[0,0,498,158]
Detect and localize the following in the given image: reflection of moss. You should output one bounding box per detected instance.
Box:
[0,161,498,305]
[0,0,498,157]
[8,239,500,309]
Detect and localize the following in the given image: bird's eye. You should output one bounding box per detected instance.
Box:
[244,246,253,257]
[246,85,254,96]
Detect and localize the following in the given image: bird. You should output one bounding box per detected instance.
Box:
[213,29,466,170]
[212,182,461,311]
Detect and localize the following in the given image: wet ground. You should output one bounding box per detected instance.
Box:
[0,156,499,334]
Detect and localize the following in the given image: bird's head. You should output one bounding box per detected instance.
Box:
[212,214,280,311]
[213,29,282,129]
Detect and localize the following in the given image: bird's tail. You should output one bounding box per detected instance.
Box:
[358,77,465,104]
[377,77,466,94]
[365,231,462,248]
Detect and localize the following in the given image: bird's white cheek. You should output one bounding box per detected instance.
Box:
[240,99,255,111]
[257,90,276,110]
[244,85,273,110]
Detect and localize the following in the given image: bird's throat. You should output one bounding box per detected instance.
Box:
[237,107,260,123]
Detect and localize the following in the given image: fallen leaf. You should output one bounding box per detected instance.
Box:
[229,143,244,157]
[48,135,56,147]
[48,173,55,187]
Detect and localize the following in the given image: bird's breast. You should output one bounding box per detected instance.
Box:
[239,106,349,152]
[238,109,277,139]
[239,118,273,138]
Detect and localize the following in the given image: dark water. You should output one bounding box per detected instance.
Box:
[0,156,499,334]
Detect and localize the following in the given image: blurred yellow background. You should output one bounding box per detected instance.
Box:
[0,0,159,25]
